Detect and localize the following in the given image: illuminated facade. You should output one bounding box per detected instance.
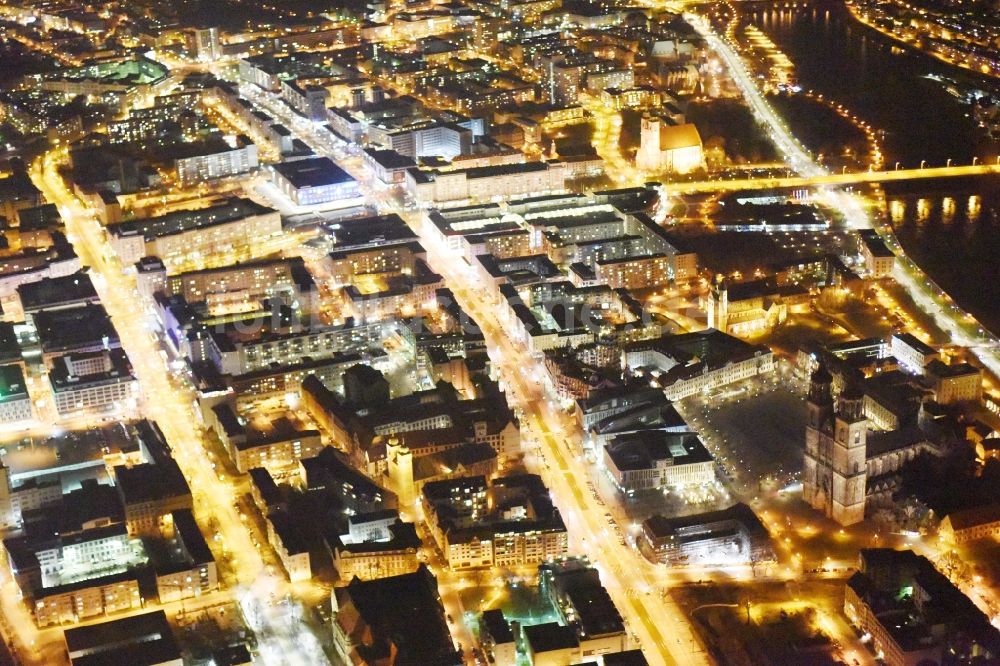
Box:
[636,115,704,174]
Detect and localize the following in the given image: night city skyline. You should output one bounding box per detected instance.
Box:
[0,0,998,664]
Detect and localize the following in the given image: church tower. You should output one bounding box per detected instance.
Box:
[802,365,833,511]
[386,436,414,507]
[636,115,662,171]
[707,277,729,333]
[830,386,867,525]
[803,368,868,527]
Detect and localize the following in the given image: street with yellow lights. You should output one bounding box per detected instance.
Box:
[1,1,997,664]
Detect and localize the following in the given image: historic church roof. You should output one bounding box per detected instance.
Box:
[659,123,702,151]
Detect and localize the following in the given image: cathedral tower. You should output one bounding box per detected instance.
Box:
[803,367,868,526]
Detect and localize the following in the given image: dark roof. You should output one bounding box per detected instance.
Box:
[268,510,310,554]
[0,364,27,403]
[109,197,273,242]
[114,453,190,506]
[172,509,213,564]
[860,230,894,258]
[625,329,768,368]
[18,271,97,313]
[0,322,20,364]
[523,622,579,653]
[605,431,711,471]
[810,363,832,385]
[603,650,651,666]
[364,148,417,170]
[340,565,461,666]
[70,639,181,666]
[248,467,282,507]
[272,157,355,188]
[33,304,118,353]
[412,442,497,481]
[49,349,134,392]
[64,610,175,653]
[892,332,936,356]
[926,359,980,379]
[480,609,514,644]
[0,171,40,203]
[643,503,768,540]
[16,204,60,230]
[210,645,252,666]
[545,565,624,637]
[946,504,1000,532]
[866,427,927,458]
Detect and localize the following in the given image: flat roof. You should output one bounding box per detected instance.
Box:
[33,304,118,353]
[524,622,579,653]
[172,508,213,565]
[64,610,174,653]
[0,364,26,403]
[272,157,355,189]
[364,147,417,170]
[605,431,711,471]
[892,332,936,356]
[644,503,767,539]
[110,198,274,242]
[339,565,461,664]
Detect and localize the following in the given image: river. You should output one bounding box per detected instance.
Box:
[743,1,1000,334]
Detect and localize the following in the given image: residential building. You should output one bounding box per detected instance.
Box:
[174,137,258,185]
[939,504,1000,545]
[539,558,628,659]
[267,511,312,582]
[622,329,775,401]
[844,549,1000,666]
[925,359,982,405]
[421,474,568,570]
[108,198,282,268]
[48,349,140,421]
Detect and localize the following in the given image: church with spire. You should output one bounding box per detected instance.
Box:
[802,364,942,526]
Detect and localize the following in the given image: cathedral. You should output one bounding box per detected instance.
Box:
[802,365,939,526]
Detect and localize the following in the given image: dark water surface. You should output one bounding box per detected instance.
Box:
[745,2,1000,332]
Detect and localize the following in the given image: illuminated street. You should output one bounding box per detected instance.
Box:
[0,0,998,664]
[27,149,331,665]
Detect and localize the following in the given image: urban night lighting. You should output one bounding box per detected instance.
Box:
[0,0,996,665]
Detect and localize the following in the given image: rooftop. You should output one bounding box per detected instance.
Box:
[605,430,711,471]
[33,304,118,354]
[335,565,461,665]
[523,622,579,653]
[272,156,355,189]
[109,198,275,242]
[18,271,98,313]
[0,365,27,403]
